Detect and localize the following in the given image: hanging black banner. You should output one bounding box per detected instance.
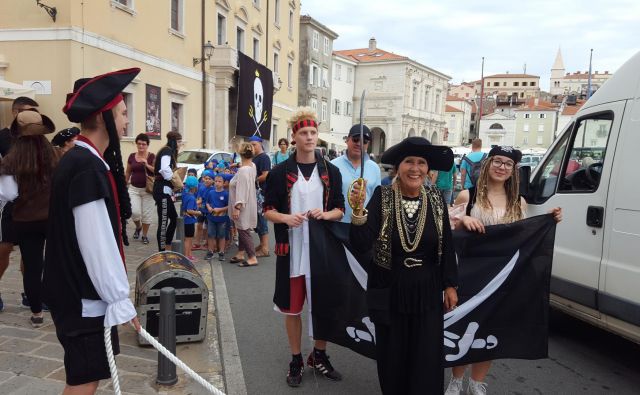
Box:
[236,52,273,139]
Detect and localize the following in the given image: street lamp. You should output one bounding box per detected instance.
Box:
[36,0,57,22]
[193,41,215,67]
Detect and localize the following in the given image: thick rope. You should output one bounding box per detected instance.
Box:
[104,327,122,395]
[105,325,225,395]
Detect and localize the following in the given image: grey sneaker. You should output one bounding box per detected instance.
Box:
[445,376,464,395]
[218,252,225,261]
[141,236,150,244]
[205,251,214,260]
[30,315,44,328]
[468,378,488,395]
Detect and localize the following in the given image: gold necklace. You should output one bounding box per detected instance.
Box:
[393,184,428,253]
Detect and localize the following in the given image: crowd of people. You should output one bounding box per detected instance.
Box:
[0,68,563,393]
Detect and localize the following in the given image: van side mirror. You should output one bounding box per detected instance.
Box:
[519,165,531,199]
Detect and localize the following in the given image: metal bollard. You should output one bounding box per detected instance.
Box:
[171,240,184,256]
[157,287,178,386]
[175,216,185,242]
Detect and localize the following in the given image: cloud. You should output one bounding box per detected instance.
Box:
[301,0,640,90]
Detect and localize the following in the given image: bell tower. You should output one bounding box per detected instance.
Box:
[550,47,565,96]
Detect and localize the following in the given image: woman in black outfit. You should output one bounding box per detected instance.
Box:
[349,136,459,394]
[0,110,57,327]
[153,131,182,251]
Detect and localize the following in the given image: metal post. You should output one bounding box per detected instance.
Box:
[175,216,185,242]
[171,240,184,256]
[157,287,177,386]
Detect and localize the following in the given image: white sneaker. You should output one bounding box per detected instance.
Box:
[468,378,488,395]
[444,376,464,395]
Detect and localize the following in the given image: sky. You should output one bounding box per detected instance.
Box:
[300,0,640,91]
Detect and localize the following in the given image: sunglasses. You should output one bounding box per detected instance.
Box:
[351,136,370,144]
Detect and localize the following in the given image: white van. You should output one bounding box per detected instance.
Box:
[524,50,640,344]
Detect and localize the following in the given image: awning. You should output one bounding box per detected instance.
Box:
[318,132,347,148]
[0,79,36,101]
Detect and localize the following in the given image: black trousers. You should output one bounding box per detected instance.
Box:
[155,195,177,251]
[13,220,47,314]
[375,311,444,395]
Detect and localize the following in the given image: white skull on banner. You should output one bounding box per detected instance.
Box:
[253,72,263,124]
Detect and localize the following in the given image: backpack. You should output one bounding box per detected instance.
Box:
[462,153,487,187]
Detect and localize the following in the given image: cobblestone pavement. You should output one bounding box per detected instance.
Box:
[0,220,224,394]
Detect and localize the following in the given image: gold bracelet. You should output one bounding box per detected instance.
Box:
[351,208,368,226]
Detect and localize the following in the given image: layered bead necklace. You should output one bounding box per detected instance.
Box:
[393,184,428,253]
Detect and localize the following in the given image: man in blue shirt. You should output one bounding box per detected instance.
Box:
[460,138,486,189]
[331,124,381,223]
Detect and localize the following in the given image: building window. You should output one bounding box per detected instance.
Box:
[310,98,318,113]
[523,136,528,145]
[253,38,259,60]
[449,119,456,129]
[217,14,226,45]
[335,64,341,80]
[538,124,545,132]
[321,67,329,88]
[310,64,319,86]
[513,81,519,87]
[345,101,352,116]
[274,0,280,25]
[522,81,528,86]
[273,52,279,73]
[323,37,330,55]
[539,113,546,119]
[435,93,441,113]
[170,0,182,32]
[312,31,319,51]
[493,82,499,87]
[346,67,353,83]
[486,82,490,87]
[288,9,294,39]
[524,113,531,119]
[523,123,529,132]
[236,27,245,52]
[531,81,536,86]
[287,62,293,89]
[122,92,134,136]
[171,102,183,135]
[537,136,543,145]
[520,92,524,98]
[424,87,430,110]
[412,85,418,108]
[321,100,328,121]
[333,99,341,114]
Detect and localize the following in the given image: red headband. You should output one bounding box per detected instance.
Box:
[292,118,318,133]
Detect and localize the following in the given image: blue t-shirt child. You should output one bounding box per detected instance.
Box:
[181,192,198,225]
[206,189,229,222]
[197,182,212,215]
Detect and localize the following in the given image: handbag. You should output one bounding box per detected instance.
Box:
[171,167,187,191]
[144,153,154,193]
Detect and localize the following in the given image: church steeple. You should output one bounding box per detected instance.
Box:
[550,47,566,95]
[552,47,565,71]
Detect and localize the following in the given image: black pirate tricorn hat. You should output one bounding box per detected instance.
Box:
[381,136,454,171]
[63,68,140,123]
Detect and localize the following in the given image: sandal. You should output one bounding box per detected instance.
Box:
[255,250,270,257]
[238,261,258,267]
[230,256,244,264]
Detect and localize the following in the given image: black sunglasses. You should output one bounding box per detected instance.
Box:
[351,136,370,144]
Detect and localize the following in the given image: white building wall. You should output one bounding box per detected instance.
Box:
[329,55,357,138]
[478,114,516,147]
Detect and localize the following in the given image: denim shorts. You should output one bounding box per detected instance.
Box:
[207,219,227,239]
[255,211,269,236]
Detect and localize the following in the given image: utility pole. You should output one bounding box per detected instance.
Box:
[477,57,485,140]
[587,49,593,99]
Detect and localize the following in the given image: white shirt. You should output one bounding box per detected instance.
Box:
[288,165,324,278]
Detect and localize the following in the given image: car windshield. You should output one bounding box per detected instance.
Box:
[177,151,210,164]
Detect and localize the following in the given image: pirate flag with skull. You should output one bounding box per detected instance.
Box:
[236,52,273,139]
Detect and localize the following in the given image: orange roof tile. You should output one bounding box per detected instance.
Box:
[563,72,612,80]
[333,48,408,63]
[561,100,586,115]
[446,95,466,101]
[445,105,463,113]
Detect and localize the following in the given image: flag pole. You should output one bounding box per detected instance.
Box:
[477,57,485,138]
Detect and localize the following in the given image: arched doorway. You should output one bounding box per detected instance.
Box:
[408,128,416,137]
[370,127,386,156]
[430,131,439,144]
[421,129,427,138]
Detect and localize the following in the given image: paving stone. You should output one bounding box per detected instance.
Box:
[119,343,158,361]
[0,326,42,339]
[0,353,61,378]
[0,338,42,353]
[101,373,159,395]
[1,375,65,394]
[37,333,60,344]
[112,354,158,376]
[0,370,16,383]
[31,343,64,360]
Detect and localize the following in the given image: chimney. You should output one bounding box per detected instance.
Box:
[368,37,377,51]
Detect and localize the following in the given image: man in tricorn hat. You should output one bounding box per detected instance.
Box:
[43,68,141,394]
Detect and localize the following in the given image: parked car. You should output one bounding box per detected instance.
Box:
[523,50,640,344]
[176,148,233,178]
[519,154,543,169]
